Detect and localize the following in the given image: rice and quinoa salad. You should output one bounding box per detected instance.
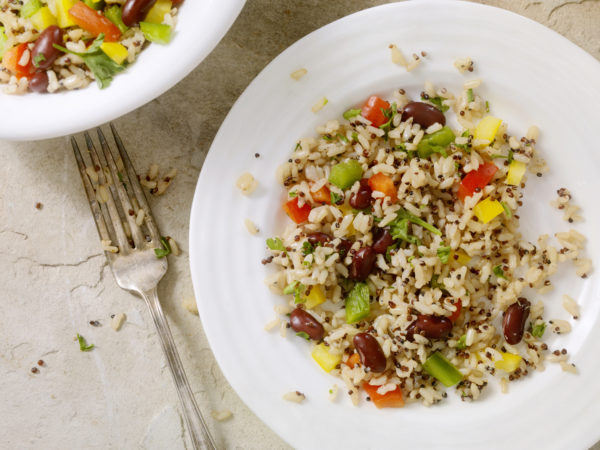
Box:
[262,77,592,407]
[0,0,180,93]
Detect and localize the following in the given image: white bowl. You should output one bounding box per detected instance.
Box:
[0,0,245,141]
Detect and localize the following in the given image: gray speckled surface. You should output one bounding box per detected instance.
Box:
[1,1,599,448]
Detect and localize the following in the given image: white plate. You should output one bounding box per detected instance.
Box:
[0,0,245,141]
[189,2,600,449]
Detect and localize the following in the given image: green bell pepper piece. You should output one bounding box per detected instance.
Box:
[328,160,363,190]
[422,351,463,387]
[20,0,42,18]
[345,282,370,324]
[140,22,172,45]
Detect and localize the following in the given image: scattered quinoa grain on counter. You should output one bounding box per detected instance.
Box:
[167,236,180,256]
[311,97,328,113]
[562,295,580,319]
[211,410,233,421]
[244,218,259,235]
[182,297,198,316]
[101,239,119,253]
[111,313,126,331]
[454,57,474,73]
[290,68,307,80]
[283,391,306,403]
[235,172,258,195]
[389,44,407,67]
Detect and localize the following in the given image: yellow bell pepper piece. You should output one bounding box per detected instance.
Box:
[145,0,171,24]
[30,6,58,31]
[506,160,526,186]
[305,285,326,309]
[338,203,355,236]
[494,352,522,373]
[53,0,76,28]
[100,42,128,64]
[311,343,342,373]
[473,198,504,224]
[474,116,502,142]
[450,250,471,265]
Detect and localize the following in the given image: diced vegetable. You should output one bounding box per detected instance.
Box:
[30,6,58,31]
[456,335,467,350]
[362,382,404,408]
[466,88,474,103]
[311,343,342,373]
[448,299,462,322]
[54,0,77,28]
[417,126,455,158]
[531,322,546,338]
[457,161,498,202]
[266,237,285,252]
[20,0,43,18]
[437,245,451,263]
[328,160,363,190]
[305,285,326,309]
[343,108,361,120]
[422,351,463,387]
[104,5,128,33]
[83,0,103,10]
[139,21,171,44]
[493,265,506,279]
[311,184,331,204]
[345,353,360,368]
[283,281,305,304]
[506,160,526,186]
[0,28,7,61]
[450,250,471,265]
[283,197,311,224]
[68,2,122,41]
[145,0,171,24]
[474,115,502,142]
[345,282,370,324]
[368,172,396,201]
[494,352,522,373]
[2,43,33,78]
[473,198,504,224]
[100,42,128,64]
[361,95,390,127]
[391,208,442,237]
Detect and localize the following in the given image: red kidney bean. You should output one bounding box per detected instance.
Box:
[353,332,386,373]
[31,26,64,71]
[401,101,446,129]
[307,232,331,246]
[349,247,376,281]
[372,228,394,254]
[349,179,372,209]
[502,297,530,344]
[122,0,157,26]
[336,238,352,258]
[29,71,49,93]
[290,308,324,341]
[407,315,452,340]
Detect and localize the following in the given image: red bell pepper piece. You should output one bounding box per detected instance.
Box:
[311,184,331,205]
[361,95,390,128]
[448,299,462,323]
[363,382,404,408]
[69,2,122,42]
[2,43,34,79]
[283,197,311,224]
[368,172,397,202]
[458,162,498,202]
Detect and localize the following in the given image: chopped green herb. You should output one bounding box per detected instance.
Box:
[493,265,507,279]
[54,34,124,89]
[32,53,46,68]
[154,236,171,258]
[351,132,359,142]
[343,108,362,120]
[337,133,349,143]
[379,102,398,131]
[466,88,474,103]
[296,331,310,340]
[389,218,421,246]
[422,94,449,112]
[508,149,514,164]
[117,171,124,183]
[301,241,315,256]
[437,245,451,263]
[76,333,94,352]
[288,191,298,198]
[531,322,546,338]
[430,274,446,290]
[295,142,301,151]
[392,208,442,236]
[500,201,512,217]
[283,281,306,304]
[328,389,333,394]
[485,100,490,113]
[330,191,343,205]
[321,134,334,141]
[456,335,467,350]
[266,237,286,252]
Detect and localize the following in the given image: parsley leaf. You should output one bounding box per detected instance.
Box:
[393,208,442,236]
[343,108,361,120]
[485,100,490,112]
[493,265,507,279]
[283,281,306,304]
[288,191,298,198]
[378,102,398,131]
[422,94,449,112]
[154,236,171,258]
[330,191,342,205]
[430,274,446,290]
[77,333,94,352]
[389,218,421,246]
[437,245,451,263]
[32,53,46,68]
[456,335,467,350]
[301,241,315,256]
[337,133,349,143]
[351,131,359,142]
[53,34,124,89]
[296,331,310,340]
[531,322,546,338]
[266,237,286,252]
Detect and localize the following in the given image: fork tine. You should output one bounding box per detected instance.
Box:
[96,128,146,249]
[71,137,113,247]
[84,131,130,254]
[109,123,160,243]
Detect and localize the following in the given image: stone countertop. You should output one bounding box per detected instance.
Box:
[1,1,599,449]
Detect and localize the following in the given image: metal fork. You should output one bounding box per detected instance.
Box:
[71,125,216,450]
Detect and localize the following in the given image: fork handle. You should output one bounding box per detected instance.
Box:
[141,288,217,450]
